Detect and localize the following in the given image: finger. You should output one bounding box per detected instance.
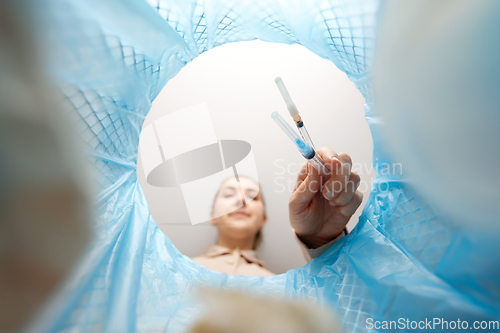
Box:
[314,147,339,188]
[329,171,360,206]
[291,162,321,209]
[321,152,353,200]
[316,147,341,174]
[338,190,363,217]
[293,162,309,192]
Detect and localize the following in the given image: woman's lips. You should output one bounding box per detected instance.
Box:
[229,212,249,218]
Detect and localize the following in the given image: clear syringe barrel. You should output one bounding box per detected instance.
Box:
[271,111,302,143]
[308,152,331,179]
[295,139,331,179]
[272,111,330,179]
[296,121,316,150]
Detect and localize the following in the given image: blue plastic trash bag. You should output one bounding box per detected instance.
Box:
[19,0,500,331]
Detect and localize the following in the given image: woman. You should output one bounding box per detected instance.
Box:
[193,147,363,277]
[192,176,273,276]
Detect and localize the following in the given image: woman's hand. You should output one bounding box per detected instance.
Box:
[289,147,363,249]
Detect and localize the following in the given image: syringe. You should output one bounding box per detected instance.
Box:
[274,77,315,150]
[271,112,331,179]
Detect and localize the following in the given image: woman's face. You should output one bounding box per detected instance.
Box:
[211,177,266,241]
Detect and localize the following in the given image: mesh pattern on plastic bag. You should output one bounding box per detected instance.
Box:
[30,0,500,332]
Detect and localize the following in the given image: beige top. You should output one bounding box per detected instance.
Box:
[192,230,346,276]
[193,246,275,277]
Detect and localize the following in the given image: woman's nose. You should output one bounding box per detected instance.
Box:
[233,189,247,207]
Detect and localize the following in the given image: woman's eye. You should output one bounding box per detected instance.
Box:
[223,193,234,198]
[246,192,258,200]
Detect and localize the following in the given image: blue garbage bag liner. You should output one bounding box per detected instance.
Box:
[26,0,500,331]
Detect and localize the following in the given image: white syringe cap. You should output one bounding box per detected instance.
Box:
[275,77,299,118]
